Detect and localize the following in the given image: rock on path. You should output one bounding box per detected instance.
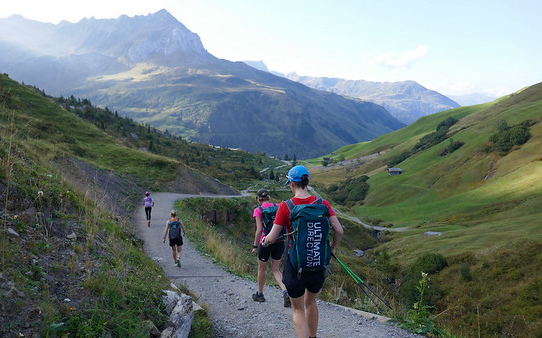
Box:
[135,192,420,337]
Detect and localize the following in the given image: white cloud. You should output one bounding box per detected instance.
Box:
[371,45,428,70]
[432,79,514,98]
[434,79,476,96]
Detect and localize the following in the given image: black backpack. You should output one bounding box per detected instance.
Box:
[285,198,331,274]
[168,219,181,239]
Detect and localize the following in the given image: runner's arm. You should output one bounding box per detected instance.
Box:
[252,217,264,253]
[328,215,344,255]
[254,217,263,245]
[163,221,170,242]
[262,223,283,246]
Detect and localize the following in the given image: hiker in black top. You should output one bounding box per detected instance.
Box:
[163,210,186,267]
[251,189,290,307]
[262,166,343,338]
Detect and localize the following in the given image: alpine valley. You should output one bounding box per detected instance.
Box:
[0,9,409,159]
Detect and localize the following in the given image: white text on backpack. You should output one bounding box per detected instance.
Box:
[306,222,323,267]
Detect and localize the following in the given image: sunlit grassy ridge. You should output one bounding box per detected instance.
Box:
[308,82,542,336]
[1,73,283,191]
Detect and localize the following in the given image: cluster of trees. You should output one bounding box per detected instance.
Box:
[52,95,278,187]
[485,119,532,154]
[325,175,370,206]
[388,117,460,167]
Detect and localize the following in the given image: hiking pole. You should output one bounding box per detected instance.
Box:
[331,253,393,312]
[338,259,393,310]
[340,256,384,313]
[336,255,393,311]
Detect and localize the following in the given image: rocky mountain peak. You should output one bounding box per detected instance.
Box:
[0,10,209,65]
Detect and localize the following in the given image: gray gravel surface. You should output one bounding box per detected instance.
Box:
[135,192,420,337]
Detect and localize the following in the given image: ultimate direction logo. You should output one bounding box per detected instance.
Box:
[306,221,323,267]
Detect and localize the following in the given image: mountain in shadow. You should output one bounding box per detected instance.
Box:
[0,9,404,158]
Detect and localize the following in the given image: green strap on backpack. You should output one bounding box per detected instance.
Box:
[285,198,331,276]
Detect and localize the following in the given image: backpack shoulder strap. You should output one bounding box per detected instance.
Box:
[315,197,323,205]
[285,199,295,212]
[258,206,264,213]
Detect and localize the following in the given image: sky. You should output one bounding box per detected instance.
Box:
[1,0,542,98]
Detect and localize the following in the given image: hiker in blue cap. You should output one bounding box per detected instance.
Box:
[262,165,344,338]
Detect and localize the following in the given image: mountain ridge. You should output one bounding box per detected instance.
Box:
[0,10,404,159]
[284,72,460,124]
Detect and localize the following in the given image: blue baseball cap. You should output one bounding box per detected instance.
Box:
[285,165,309,185]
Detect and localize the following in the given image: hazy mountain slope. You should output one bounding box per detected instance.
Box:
[449,92,497,106]
[70,61,403,158]
[285,73,460,124]
[0,11,404,159]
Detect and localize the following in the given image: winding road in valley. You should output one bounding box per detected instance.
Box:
[135,192,418,337]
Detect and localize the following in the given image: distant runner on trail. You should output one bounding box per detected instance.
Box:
[143,191,154,226]
[262,165,344,338]
[163,210,186,267]
[251,189,291,307]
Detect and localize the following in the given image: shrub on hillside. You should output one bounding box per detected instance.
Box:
[398,253,447,307]
[411,253,448,274]
[325,175,369,205]
[388,117,459,166]
[448,140,464,153]
[487,119,532,154]
[437,117,459,130]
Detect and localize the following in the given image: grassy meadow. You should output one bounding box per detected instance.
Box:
[307,83,542,336]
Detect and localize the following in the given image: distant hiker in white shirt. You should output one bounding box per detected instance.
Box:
[143,191,154,226]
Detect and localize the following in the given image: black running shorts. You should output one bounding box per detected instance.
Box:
[169,236,183,247]
[282,255,326,299]
[257,241,285,262]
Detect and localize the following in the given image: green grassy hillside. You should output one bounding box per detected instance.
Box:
[309,82,542,336]
[0,73,282,336]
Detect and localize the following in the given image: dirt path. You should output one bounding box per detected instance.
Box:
[135,192,419,337]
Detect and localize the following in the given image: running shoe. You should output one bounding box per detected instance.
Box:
[283,292,291,307]
[252,292,265,302]
[174,261,179,267]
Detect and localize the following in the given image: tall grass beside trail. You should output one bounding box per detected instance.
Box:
[176,197,257,278]
[0,112,171,336]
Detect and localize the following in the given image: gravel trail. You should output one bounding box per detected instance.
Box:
[135,192,420,337]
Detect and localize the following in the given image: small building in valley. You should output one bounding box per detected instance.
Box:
[388,167,403,175]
